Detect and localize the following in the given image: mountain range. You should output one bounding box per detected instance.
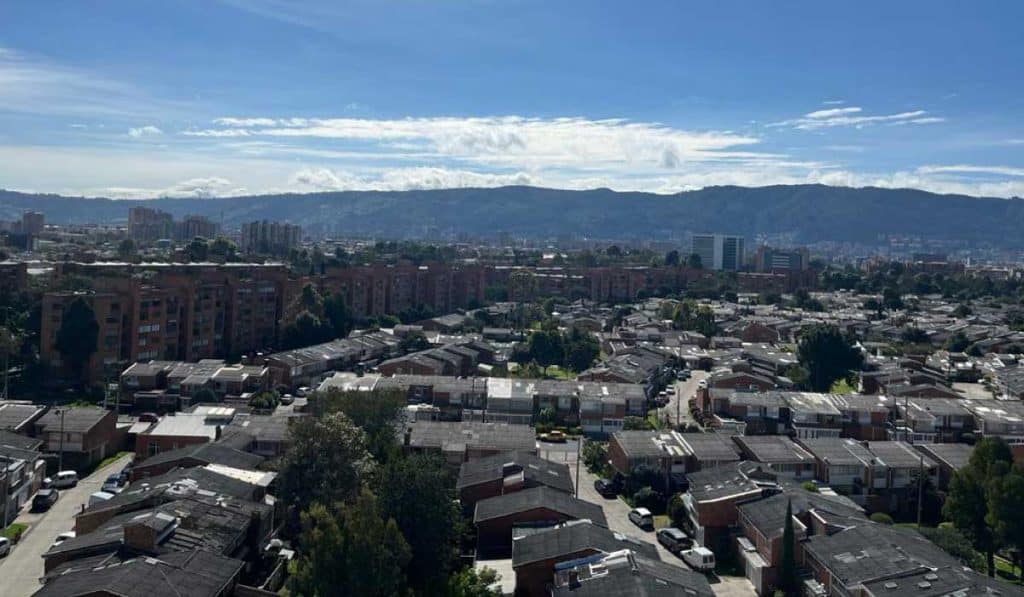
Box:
[1,184,1021,247]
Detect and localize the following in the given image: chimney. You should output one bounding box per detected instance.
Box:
[215,425,222,441]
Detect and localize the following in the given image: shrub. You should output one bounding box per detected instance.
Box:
[801,481,819,493]
[633,487,665,513]
[869,512,894,525]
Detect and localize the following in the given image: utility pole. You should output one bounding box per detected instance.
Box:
[574,398,581,498]
[57,408,66,472]
[917,453,925,528]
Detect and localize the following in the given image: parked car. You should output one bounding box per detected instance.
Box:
[52,470,78,488]
[296,386,310,398]
[0,537,10,557]
[656,527,692,553]
[280,394,295,405]
[681,546,716,571]
[102,474,125,494]
[543,430,567,443]
[50,532,76,549]
[593,478,618,498]
[32,489,59,512]
[628,507,654,531]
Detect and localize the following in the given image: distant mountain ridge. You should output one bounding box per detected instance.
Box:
[1,184,1022,247]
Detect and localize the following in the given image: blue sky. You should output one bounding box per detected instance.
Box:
[1,0,1021,198]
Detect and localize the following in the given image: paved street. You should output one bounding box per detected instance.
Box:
[0,455,132,597]
[659,370,708,428]
[543,403,756,597]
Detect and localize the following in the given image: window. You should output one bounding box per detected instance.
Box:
[148,442,160,456]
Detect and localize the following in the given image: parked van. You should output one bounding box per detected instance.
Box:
[681,546,716,571]
[52,471,78,489]
[88,491,115,506]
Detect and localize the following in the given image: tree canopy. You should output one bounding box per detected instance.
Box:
[54,297,99,383]
[796,324,864,392]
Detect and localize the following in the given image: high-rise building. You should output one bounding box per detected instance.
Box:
[754,246,809,272]
[690,233,746,271]
[128,207,174,242]
[240,220,302,255]
[20,211,44,236]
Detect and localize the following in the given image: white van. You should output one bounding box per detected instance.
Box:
[52,471,79,489]
[682,546,716,571]
[88,491,115,506]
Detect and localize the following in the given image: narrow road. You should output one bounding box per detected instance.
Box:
[660,370,707,428]
[0,454,132,597]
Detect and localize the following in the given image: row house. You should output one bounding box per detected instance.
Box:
[891,397,973,443]
[264,331,400,389]
[964,400,1024,459]
[608,430,740,481]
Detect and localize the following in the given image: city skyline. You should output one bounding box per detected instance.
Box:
[1,1,1022,199]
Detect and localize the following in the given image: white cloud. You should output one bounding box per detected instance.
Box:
[289,166,537,192]
[128,125,163,138]
[0,46,188,119]
[771,106,943,130]
[805,107,862,119]
[185,115,767,174]
[822,100,846,105]
[916,164,1024,178]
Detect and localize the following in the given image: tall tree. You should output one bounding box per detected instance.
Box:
[279,412,375,512]
[945,437,1014,576]
[686,253,703,269]
[445,567,502,597]
[316,388,407,463]
[376,454,461,595]
[54,297,99,384]
[989,470,1024,583]
[664,250,680,266]
[780,499,796,595]
[564,327,599,372]
[289,491,411,597]
[322,291,353,338]
[796,324,864,392]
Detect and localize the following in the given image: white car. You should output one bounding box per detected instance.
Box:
[0,537,10,557]
[52,470,79,488]
[681,546,716,571]
[628,507,654,530]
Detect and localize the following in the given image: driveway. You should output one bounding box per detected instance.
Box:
[0,454,132,597]
[659,370,707,428]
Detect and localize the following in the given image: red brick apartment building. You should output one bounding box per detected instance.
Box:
[41,262,289,384]
[316,263,486,320]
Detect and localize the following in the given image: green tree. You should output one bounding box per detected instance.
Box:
[289,491,411,597]
[323,291,353,338]
[209,237,238,262]
[281,310,332,350]
[945,437,1014,576]
[780,499,796,595]
[248,390,279,410]
[988,470,1024,582]
[563,328,599,372]
[797,324,864,392]
[316,388,407,463]
[117,238,136,261]
[445,567,501,597]
[54,297,99,384]
[882,285,904,311]
[664,250,680,266]
[376,454,461,594]
[605,245,622,258]
[582,440,610,476]
[400,332,431,353]
[953,304,973,318]
[526,328,565,372]
[945,331,971,353]
[279,412,375,512]
[185,236,209,262]
[686,253,703,269]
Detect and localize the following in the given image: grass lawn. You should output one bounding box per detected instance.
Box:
[653,514,670,529]
[96,451,132,471]
[646,410,664,430]
[995,556,1021,582]
[829,378,856,394]
[543,366,575,380]
[2,523,27,542]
